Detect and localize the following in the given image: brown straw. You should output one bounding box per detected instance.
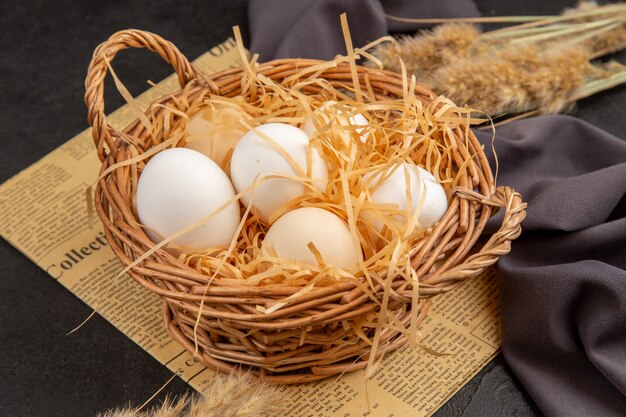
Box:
[85,29,526,384]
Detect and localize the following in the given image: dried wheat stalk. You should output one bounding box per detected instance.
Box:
[372,1,626,118]
[97,372,283,417]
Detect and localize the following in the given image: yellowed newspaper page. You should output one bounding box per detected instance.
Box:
[0,38,500,417]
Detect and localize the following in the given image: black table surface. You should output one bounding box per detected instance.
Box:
[1,1,624,416]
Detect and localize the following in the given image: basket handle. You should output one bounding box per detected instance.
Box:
[462,185,527,257]
[425,186,527,286]
[85,29,198,162]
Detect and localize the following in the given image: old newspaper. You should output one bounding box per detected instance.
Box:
[0,39,501,417]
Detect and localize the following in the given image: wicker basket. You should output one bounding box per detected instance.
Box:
[85,30,526,384]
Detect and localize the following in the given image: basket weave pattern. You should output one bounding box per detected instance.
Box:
[85,30,526,384]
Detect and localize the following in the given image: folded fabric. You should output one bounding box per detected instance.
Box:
[248,0,479,61]
[475,117,626,417]
[247,1,626,416]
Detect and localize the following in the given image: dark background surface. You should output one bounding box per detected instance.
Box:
[1,1,624,416]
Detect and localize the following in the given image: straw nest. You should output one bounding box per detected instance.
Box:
[85,27,526,384]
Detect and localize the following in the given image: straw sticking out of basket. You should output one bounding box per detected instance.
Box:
[84,16,526,383]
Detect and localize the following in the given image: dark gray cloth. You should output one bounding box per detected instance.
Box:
[476,117,626,417]
[248,2,626,416]
[248,0,479,61]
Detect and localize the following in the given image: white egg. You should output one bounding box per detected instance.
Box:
[365,163,448,233]
[262,207,360,271]
[136,148,241,252]
[230,123,328,223]
[301,101,369,143]
[184,107,248,169]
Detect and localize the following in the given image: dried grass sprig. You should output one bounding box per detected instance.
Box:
[432,44,592,115]
[97,372,283,417]
[371,1,626,118]
[371,24,483,84]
